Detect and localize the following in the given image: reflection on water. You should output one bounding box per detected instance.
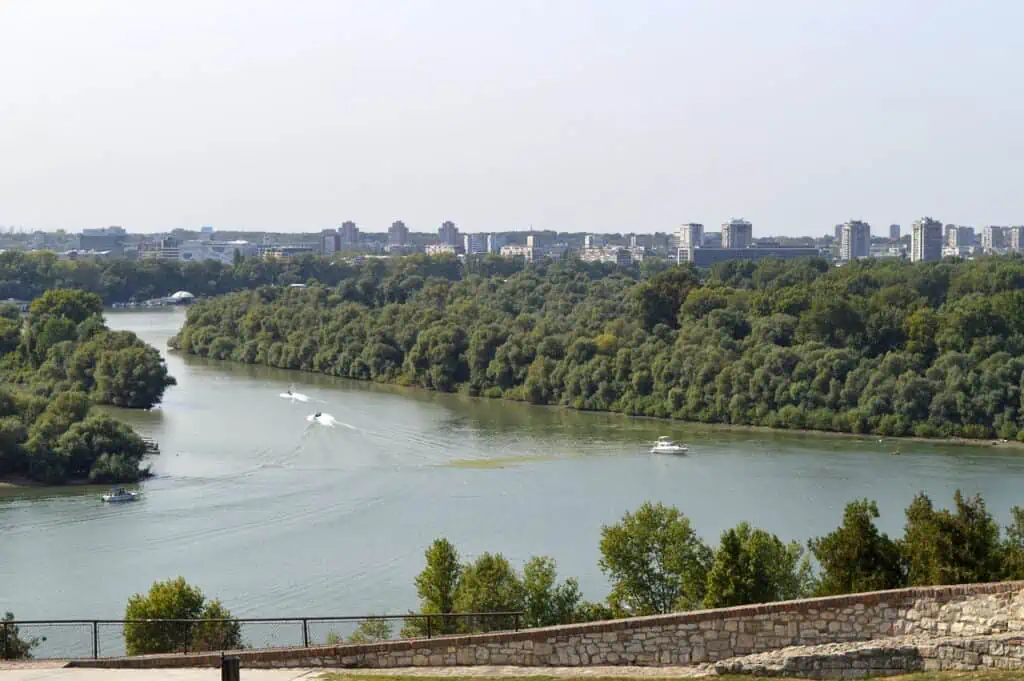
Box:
[2,308,1024,634]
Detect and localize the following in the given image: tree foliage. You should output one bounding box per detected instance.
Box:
[123,577,241,655]
[598,501,713,614]
[704,522,813,608]
[809,500,905,596]
[1,612,42,660]
[171,255,1024,441]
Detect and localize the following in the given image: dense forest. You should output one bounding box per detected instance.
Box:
[0,249,528,304]
[173,254,1024,440]
[0,290,175,483]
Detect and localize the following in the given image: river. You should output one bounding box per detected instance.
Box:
[3,309,1024,628]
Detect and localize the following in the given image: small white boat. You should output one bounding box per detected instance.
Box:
[102,487,140,503]
[650,436,688,455]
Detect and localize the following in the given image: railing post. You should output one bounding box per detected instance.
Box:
[92,621,99,659]
[2,620,8,660]
[302,619,309,648]
[514,612,520,632]
[425,615,432,639]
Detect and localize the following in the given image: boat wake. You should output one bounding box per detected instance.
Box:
[307,412,340,428]
[280,392,311,403]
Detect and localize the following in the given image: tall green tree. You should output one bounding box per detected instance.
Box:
[809,500,905,595]
[598,502,713,614]
[521,556,583,628]
[406,538,462,636]
[902,491,1003,586]
[453,552,526,630]
[704,522,812,608]
[124,577,241,655]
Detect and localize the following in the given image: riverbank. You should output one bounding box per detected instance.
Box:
[169,346,1024,454]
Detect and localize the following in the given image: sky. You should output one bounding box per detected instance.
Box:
[1,1,1022,236]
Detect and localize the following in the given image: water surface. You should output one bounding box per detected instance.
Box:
[3,309,1024,625]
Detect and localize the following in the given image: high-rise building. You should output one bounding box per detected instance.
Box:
[911,217,943,262]
[486,234,504,254]
[339,221,359,246]
[438,220,460,246]
[983,225,1008,252]
[721,219,753,249]
[321,229,340,254]
[1010,226,1024,252]
[840,220,871,261]
[946,225,975,248]
[463,233,487,255]
[678,223,704,251]
[388,220,409,246]
[833,224,843,242]
[889,224,901,240]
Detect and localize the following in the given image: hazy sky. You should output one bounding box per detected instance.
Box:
[1,1,1022,235]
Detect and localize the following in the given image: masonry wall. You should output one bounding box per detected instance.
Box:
[71,581,1024,670]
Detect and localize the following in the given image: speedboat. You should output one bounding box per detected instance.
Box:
[102,487,140,503]
[650,436,688,454]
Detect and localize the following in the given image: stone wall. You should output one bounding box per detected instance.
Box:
[70,581,1024,671]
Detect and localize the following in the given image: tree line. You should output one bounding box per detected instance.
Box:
[174,254,1024,440]
[0,290,174,484]
[7,489,1017,658]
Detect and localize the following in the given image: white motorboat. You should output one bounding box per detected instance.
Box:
[650,436,688,454]
[102,487,140,503]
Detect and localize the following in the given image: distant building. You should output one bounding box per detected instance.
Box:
[982,225,1008,253]
[947,225,975,249]
[486,234,505,254]
[678,223,704,252]
[911,217,943,263]
[388,220,409,247]
[425,244,458,256]
[833,224,843,242]
[703,231,723,248]
[339,221,359,246]
[321,229,341,254]
[581,246,631,266]
[678,247,819,267]
[721,219,753,249]
[1010,226,1024,252]
[463,233,487,255]
[80,226,126,255]
[500,243,535,262]
[262,245,318,260]
[889,224,901,240]
[141,236,181,261]
[200,226,215,235]
[438,221,459,247]
[180,239,258,265]
[583,234,605,249]
[628,233,652,249]
[840,220,871,261]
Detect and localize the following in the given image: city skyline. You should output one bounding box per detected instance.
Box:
[2,1,1023,234]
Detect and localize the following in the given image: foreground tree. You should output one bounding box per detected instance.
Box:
[124,577,241,655]
[704,522,813,608]
[454,552,526,631]
[599,502,713,614]
[809,500,905,596]
[521,556,583,628]
[404,538,463,637]
[0,612,42,659]
[902,491,1003,586]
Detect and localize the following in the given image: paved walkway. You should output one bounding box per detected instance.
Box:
[0,664,712,680]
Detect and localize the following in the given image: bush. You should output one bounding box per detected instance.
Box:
[124,578,241,655]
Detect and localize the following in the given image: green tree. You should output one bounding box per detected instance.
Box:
[124,577,241,655]
[28,289,103,325]
[521,556,583,627]
[704,522,813,608]
[346,617,393,643]
[405,538,462,636]
[453,552,525,631]
[1002,506,1024,579]
[598,502,713,614]
[0,612,43,660]
[809,500,905,596]
[902,491,1003,586]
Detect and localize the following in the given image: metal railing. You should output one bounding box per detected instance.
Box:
[1,611,523,661]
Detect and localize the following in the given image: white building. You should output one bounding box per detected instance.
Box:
[839,220,871,261]
[721,218,753,249]
[678,223,704,251]
[179,239,258,265]
[463,233,487,255]
[425,244,458,256]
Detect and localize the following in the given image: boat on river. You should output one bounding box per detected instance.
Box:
[102,487,140,503]
[650,436,688,455]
